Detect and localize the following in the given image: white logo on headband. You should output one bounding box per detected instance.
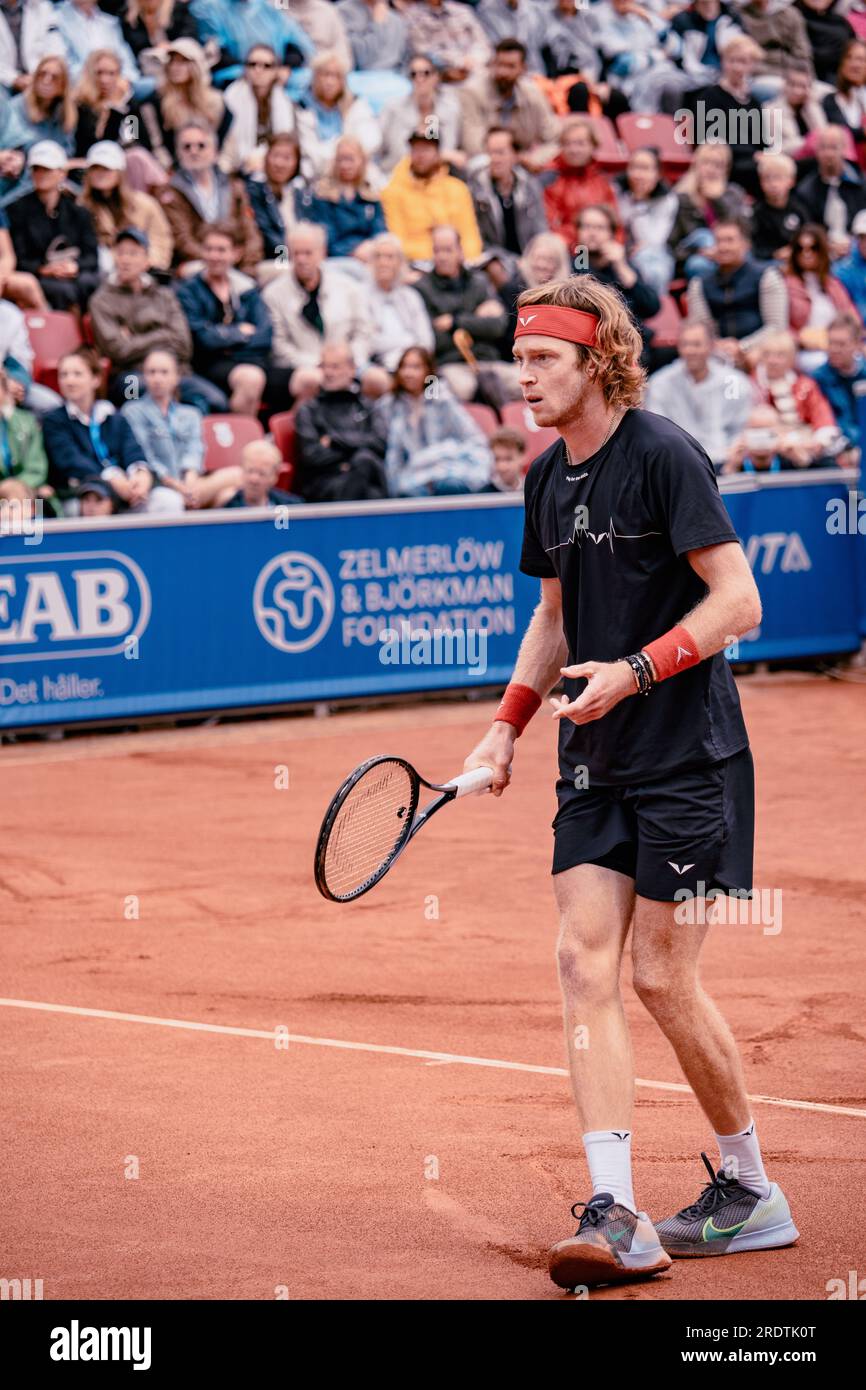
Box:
[518,314,538,326]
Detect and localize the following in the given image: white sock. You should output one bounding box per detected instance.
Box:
[715,1117,771,1198]
[582,1129,636,1212]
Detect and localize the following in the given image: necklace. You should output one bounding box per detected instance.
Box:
[565,407,623,469]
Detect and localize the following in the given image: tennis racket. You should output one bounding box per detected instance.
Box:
[314,756,494,903]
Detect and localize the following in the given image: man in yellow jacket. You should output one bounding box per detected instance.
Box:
[380,129,483,262]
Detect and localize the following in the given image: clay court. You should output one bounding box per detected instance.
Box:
[2,672,864,1301]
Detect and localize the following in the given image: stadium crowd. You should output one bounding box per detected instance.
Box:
[0,0,864,514]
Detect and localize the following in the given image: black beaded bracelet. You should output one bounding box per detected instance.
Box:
[619,653,652,696]
[634,650,656,691]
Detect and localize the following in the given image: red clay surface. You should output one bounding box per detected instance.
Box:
[1,674,864,1301]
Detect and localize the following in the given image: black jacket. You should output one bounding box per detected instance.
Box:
[750,194,809,261]
[294,385,388,499]
[795,165,866,231]
[414,267,506,364]
[7,190,99,277]
[794,0,855,84]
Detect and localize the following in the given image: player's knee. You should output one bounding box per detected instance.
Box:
[556,931,617,1002]
[632,960,679,1011]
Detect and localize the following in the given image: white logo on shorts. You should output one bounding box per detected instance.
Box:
[668,861,696,875]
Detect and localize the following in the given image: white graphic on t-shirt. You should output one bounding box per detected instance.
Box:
[545,517,663,554]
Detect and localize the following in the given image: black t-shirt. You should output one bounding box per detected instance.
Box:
[520,408,749,785]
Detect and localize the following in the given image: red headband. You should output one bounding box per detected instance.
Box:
[513,305,599,347]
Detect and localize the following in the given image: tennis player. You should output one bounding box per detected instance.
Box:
[463,276,799,1290]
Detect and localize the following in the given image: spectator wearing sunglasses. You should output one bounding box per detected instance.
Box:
[219,44,298,176]
[159,119,263,276]
[783,223,862,372]
[378,54,463,174]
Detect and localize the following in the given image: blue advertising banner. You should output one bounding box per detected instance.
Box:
[0,472,861,729]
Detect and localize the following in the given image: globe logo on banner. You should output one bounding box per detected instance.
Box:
[253,552,334,653]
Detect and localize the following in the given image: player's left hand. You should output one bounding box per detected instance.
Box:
[550,661,636,725]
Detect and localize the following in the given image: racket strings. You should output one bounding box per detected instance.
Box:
[323,763,416,898]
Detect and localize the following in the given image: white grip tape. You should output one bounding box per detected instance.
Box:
[446,766,495,799]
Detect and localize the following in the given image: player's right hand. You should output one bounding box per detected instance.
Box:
[463,725,515,798]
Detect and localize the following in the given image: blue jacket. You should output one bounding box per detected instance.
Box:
[834,244,866,322]
[176,272,273,373]
[296,186,386,258]
[189,0,314,68]
[811,356,866,448]
[701,257,767,341]
[122,396,204,481]
[245,174,304,260]
[42,404,148,491]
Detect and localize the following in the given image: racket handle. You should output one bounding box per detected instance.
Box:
[445,766,494,799]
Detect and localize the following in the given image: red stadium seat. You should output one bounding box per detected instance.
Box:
[464,402,499,435]
[587,116,628,173]
[616,113,691,175]
[500,402,561,465]
[276,462,295,492]
[24,310,83,392]
[645,294,685,348]
[269,410,296,462]
[201,414,264,472]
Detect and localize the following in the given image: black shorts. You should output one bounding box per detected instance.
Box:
[551,747,754,902]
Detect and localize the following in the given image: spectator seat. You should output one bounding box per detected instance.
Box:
[587,116,628,173]
[24,310,84,393]
[202,415,264,473]
[616,113,691,177]
[499,402,561,465]
[464,402,499,435]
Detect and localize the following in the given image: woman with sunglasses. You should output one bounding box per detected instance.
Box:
[377,54,462,174]
[219,44,297,175]
[784,222,862,370]
[134,38,230,171]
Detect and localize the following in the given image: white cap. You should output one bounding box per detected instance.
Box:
[86,141,126,172]
[851,210,866,237]
[27,140,68,170]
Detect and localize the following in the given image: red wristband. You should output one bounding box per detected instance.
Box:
[643,625,700,682]
[494,682,542,736]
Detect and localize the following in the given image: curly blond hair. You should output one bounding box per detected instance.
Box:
[516,275,645,411]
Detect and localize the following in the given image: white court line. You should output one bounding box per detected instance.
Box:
[2,996,865,1119]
